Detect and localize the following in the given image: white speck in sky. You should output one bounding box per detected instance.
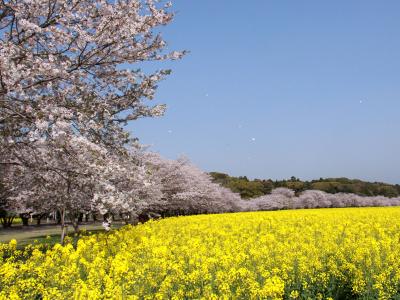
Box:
[205,93,209,97]
[360,100,363,104]
[167,130,172,134]
[251,137,256,141]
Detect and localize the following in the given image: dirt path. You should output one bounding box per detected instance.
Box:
[0,223,123,246]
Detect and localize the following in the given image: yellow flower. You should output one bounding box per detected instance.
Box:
[290,290,300,299]
[1,207,400,299]
[8,239,17,250]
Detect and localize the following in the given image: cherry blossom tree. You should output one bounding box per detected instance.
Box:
[143,153,241,217]
[91,147,163,224]
[0,0,184,163]
[0,167,15,228]
[0,0,184,149]
[238,188,295,211]
[0,0,184,238]
[5,134,104,240]
[297,190,331,209]
[6,136,165,242]
[0,149,21,228]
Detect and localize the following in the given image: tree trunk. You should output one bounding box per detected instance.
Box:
[60,208,67,245]
[35,213,45,226]
[68,210,80,234]
[72,223,79,233]
[71,217,79,233]
[1,216,14,228]
[22,217,28,226]
[56,210,62,224]
[19,214,29,226]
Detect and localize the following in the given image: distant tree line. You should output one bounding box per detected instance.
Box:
[209,172,400,199]
[237,188,400,212]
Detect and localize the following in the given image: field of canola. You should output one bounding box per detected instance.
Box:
[1,207,400,299]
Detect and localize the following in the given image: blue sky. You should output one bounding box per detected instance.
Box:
[129,0,400,184]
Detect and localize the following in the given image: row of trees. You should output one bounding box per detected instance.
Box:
[210,173,400,199]
[238,188,400,211]
[4,154,400,231]
[1,150,241,231]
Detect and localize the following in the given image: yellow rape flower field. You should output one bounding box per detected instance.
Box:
[2,207,400,299]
